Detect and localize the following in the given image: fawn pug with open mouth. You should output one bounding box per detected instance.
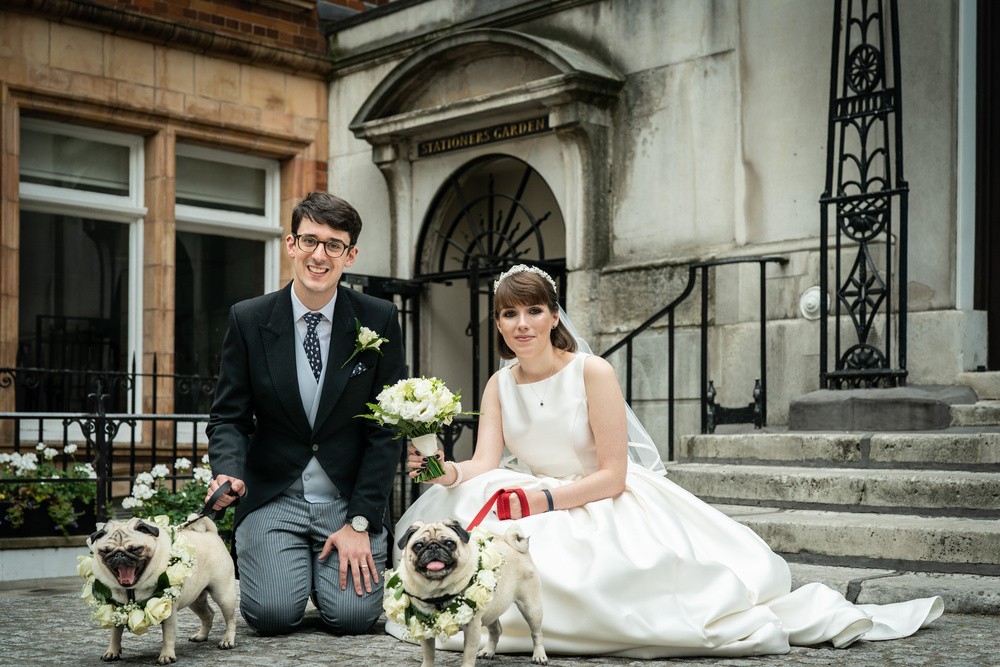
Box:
[88,516,237,664]
[393,519,547,667]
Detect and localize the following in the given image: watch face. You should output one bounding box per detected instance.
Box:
[352,516,368,531]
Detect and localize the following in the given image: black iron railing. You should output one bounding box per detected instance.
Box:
[600,256,788,460]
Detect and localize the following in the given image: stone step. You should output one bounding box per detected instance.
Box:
[951,400,1000,427]
[715,504,1000,576]
[679,431,1000,470]
[669,463,1000,515]
[786,563,1000,615]
[956,371,1000,400]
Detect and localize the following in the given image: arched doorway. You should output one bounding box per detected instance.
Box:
[415,154,566,458]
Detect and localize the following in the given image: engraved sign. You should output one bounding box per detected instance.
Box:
[418,117,550,157]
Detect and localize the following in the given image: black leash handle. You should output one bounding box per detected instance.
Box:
[180,480,235,528]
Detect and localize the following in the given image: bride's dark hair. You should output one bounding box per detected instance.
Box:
[494,270,577,360]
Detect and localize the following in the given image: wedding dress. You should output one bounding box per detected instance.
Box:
[387,352,943,658]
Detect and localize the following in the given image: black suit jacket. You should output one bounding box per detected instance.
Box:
[207,281,406,531]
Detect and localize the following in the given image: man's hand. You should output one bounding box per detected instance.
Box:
[319,524,377,595]
[206,474,245,510]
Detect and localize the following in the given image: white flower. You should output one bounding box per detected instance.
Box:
[358,326,384,349]
[36,442,45,451]
[150,464,170,479]
[121,496,143,509]
[476,568,497,590]
[13,453,38,474]
[134,472,154,486]
[0,453,10,464]
[202,454,211,465]
[41,447,58,460]
[63,444,78,455]
[193,467,213,485]
[131,483,154,501]
[453,604,475,625]
[75,463,97,479]
[174,457,191,471]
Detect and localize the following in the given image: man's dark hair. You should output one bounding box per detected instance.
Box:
[291,191,363,245]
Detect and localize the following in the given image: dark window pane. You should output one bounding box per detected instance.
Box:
[175,231,264,412]
[18,212,130,411]
[20,129,130,196]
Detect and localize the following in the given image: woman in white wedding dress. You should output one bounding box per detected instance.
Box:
[387,265,942,658]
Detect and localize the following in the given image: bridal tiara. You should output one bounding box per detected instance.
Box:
[493,264,557,294]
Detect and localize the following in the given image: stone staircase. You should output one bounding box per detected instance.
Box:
[668,372,1000,614]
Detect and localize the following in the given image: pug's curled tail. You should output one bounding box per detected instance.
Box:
[183,514,220,533]
[502,524,530,553]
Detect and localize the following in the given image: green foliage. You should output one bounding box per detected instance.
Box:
[0,444,98,537]
[121,457,234,544]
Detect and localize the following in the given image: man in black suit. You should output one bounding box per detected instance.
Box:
[205,191,405,635]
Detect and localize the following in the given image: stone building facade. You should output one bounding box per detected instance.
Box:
[322,0,984,456]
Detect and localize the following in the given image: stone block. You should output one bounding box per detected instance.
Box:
[788,385,978,431]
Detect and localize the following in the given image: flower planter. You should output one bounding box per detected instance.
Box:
[0,500,98,538]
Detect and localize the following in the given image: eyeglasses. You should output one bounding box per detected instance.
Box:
[293,234,354,258]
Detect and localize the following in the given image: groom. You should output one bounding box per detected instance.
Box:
[206,191,405,635]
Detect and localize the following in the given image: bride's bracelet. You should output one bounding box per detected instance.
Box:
[443,461,463,489]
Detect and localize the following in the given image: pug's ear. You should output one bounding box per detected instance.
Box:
[89,528,106,546]
[445,519,471,544]
[397,521,424,550]
[136,520,160,538]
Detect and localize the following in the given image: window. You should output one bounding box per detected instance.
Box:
[174,144,281,412]
[18,119,145,414]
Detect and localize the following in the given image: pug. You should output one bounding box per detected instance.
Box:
[396,520,547,667]
[89,516,237,664]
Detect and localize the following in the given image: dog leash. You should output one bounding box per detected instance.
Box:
[466,488,530,531]
[178,480,235,529]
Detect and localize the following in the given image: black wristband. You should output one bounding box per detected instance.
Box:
[542,488,554,512]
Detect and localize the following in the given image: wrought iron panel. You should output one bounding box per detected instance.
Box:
[820,0,908,389]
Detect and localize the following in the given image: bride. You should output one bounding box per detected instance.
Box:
[387,264,942,658]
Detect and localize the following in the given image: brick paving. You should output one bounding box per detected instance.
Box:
[0,577,997,667]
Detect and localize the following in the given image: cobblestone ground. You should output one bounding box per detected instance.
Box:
[1,580,997,667]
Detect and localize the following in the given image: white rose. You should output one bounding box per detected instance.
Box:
[92,604,117,629]
[466,584,492,607]
[453,604,475,625]
[479,547,503,572]
[76,555,95,579]
[383,592,410,621]
[436,611,459,637]
[165,562,190,587]
[408,615,429,640]
[144,597,173,625]
[80,579,93,599]
[128,608,150,634]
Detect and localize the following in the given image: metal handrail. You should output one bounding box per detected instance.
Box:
[601,256,788,459]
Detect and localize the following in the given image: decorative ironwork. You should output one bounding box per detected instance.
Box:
[706,379,762,434]
[414,155,566,427]
[820,0,908,389]
[430,166,553,275]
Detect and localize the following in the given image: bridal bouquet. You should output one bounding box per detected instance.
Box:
[357,377,473,483]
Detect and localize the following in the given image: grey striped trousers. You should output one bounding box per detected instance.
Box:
[235,493,387,635]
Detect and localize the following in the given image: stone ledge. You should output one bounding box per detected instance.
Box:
[789,385,978,431]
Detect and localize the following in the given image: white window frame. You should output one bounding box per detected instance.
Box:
[174,143,283,293]
[17,118,146,438]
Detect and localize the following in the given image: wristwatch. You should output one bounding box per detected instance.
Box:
[349,515,369,533]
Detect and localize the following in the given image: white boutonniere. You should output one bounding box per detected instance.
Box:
[342,318,389,368]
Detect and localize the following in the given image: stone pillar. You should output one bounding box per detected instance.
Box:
[143,131,176,448]
[0,88,18,445]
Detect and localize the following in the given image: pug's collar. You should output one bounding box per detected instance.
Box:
[407,576,476,610]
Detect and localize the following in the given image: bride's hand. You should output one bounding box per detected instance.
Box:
[505,489,549,519]
[407,444,444,480]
